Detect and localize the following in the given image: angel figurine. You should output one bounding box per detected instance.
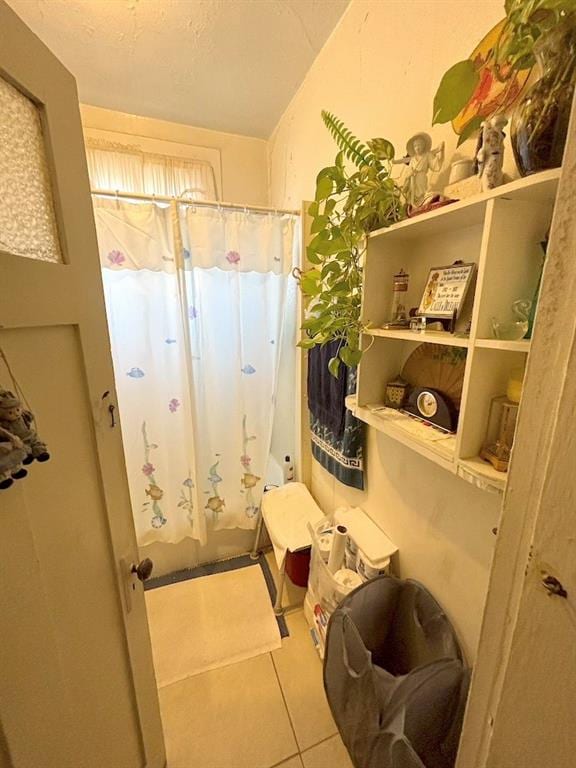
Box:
[394,132,445,208]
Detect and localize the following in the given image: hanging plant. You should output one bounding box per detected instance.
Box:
[296,111,405,377]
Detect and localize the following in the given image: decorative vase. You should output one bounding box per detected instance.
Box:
[511,18,576,177]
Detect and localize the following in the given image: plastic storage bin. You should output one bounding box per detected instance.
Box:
[304,510,397,658]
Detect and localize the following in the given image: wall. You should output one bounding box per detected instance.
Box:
[268,0,506,661]
[81,104,269,206]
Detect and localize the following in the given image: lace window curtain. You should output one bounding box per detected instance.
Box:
[86,142,217,200]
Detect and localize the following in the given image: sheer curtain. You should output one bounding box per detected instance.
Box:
[86,144,217,200]
[95,198,203,545]
[93,192,299,548]
[180,206,299,531]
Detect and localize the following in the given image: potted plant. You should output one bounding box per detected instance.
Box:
[505,1,576,175]
[433,0,576,173]
[297,112,405,377]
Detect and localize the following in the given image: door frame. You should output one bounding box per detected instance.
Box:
[457,97,576,765]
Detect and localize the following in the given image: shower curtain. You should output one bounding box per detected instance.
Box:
[94,196,299,548]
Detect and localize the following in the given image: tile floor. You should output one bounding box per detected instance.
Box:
[157,552,354,768]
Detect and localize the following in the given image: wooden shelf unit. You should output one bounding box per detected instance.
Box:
[353,169,560,493]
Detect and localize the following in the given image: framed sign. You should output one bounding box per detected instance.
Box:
[418,262,476,319]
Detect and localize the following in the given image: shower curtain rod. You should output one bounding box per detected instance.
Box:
[91,188,300,216]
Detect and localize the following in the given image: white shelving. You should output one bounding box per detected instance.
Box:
[353,169,560,493]
[346,396,457,469]
[475,338,531,353]
[366,328,470,348]
[457,457,507,494]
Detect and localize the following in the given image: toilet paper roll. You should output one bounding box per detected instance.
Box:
[328,524,348,574]
[317,532,334,563]
[344,535,358,571]
[345,548,358,571]
[357,553,390,582]
[345,535,358,555]
[333,568,363,595]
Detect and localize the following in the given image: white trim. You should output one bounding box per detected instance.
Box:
[457,95,576,766]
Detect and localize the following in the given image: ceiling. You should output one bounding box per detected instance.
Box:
[8,0,349,138]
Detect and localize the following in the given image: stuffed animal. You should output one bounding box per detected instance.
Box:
[477,116,507,192]
[0,389,50,465]
[0,425,28,490]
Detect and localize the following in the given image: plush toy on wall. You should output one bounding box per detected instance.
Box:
[0,425,28,490]
[0,389,50,468]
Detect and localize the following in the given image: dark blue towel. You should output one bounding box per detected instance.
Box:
[307,340,347,438]
[307,342,364,490]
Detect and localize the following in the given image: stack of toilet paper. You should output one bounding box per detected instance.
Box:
[317,508,397,586]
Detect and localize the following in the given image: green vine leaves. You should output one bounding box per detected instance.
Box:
[432,1,575,144]
[297,112,405,377]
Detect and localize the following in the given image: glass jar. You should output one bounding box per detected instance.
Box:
[390,269,409,321]
[511,17,576,176]
[480,396,519,473]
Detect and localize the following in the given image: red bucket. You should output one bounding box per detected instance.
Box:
[285,547,311,587]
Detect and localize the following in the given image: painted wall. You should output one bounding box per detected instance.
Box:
[268,0,507,661]
[81,104,269,206]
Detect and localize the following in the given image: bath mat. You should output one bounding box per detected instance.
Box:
[145,553,289,638]
[145,563,282,686]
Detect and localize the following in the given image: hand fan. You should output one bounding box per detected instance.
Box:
[401,344,466,408]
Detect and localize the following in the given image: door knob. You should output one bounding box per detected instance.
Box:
[541,574,567,598]
[131,558,153,582]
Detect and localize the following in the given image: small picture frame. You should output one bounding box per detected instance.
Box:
[418,262,476,320]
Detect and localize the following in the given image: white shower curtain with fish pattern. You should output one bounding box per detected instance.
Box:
[94,196,299,547]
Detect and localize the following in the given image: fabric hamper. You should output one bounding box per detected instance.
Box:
[323,576,470,768]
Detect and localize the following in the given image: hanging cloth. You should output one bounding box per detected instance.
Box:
[92,195,300,546]
[179,205,300,532]
[86,144,217,200]
[94,198,205,546]
[308,343,365,490]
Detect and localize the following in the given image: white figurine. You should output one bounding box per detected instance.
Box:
[477,116,507,192]
[394,133,445,208]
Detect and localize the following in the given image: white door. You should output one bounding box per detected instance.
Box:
[0,4,164,767]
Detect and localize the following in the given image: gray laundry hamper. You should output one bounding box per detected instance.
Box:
[323,576,470,768]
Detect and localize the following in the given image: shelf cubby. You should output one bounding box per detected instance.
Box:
[456,346,527,465]
[363,219,482,334]
[352,169,561,493]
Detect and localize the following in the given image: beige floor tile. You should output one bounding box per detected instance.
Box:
[301,735,353,768]
[265,550,308,611]
[160,653,297,768]
[274,756,304,768]
[271,611,337,751]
